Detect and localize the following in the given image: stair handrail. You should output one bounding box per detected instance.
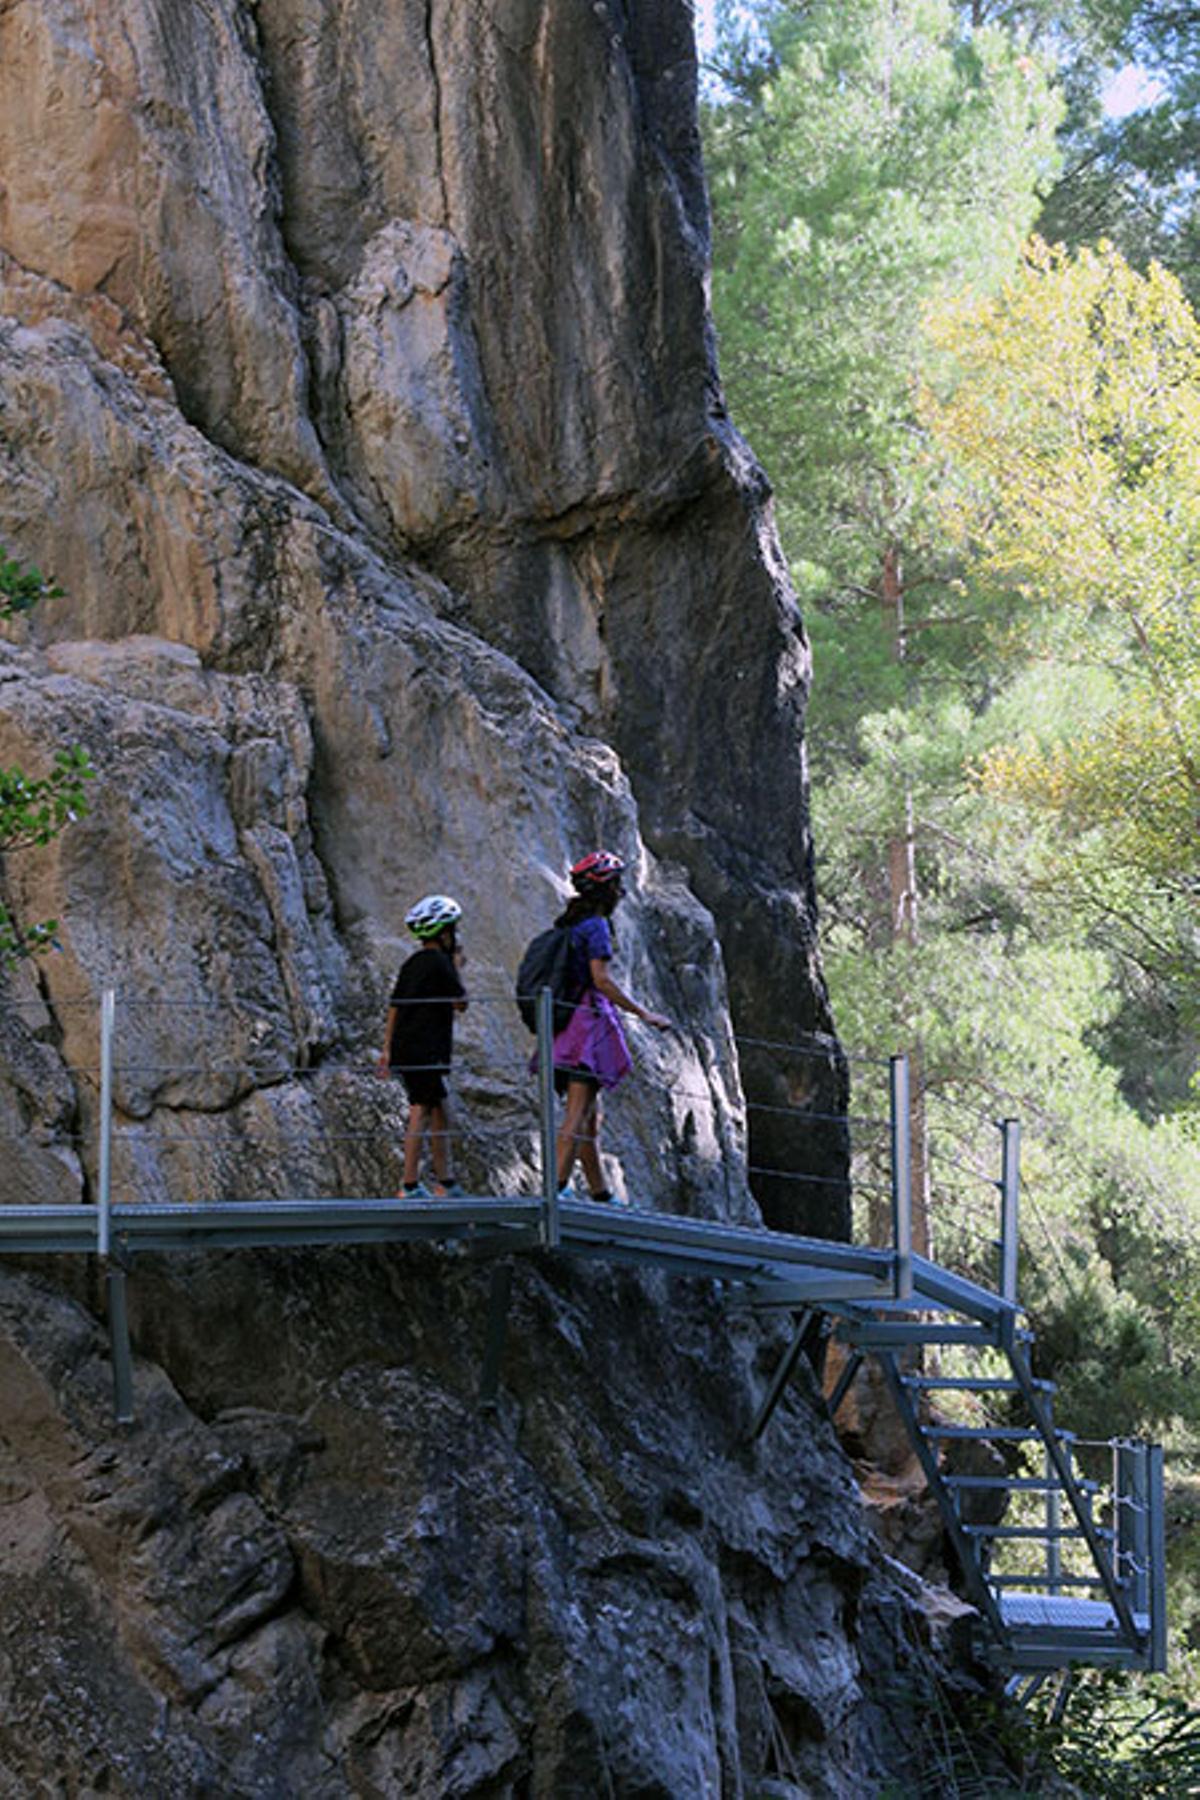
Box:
[1006,1345,1143,1649]
[877,1350,1011,1644]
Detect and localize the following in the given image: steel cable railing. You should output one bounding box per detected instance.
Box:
[0,986,918,1270]
[0,986,1056,1313]
[0,986,1027,1299]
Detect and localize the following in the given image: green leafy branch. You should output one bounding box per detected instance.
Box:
[0,748,95,852]
[0,553,62,619]
[0,550,94,963]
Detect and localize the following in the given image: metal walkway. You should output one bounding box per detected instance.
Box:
[0,989,1168,1684]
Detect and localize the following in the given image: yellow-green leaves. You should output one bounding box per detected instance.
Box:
[921,240,1200,883]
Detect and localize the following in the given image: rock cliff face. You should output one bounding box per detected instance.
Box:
[0,2,945,1793]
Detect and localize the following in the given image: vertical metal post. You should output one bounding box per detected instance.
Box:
[1045,1444,1062,1594]
[97,987,115,1257]
[889,1055,913,1300]
[998,1119,1020,1328]
[106,1264,135,1425]
[1129,1442,1151,1618]
[1115,1442,1129,1587]
[1148,1443,1167,1672]
[1116,1443,1134,1596]
[536,986,559,1249]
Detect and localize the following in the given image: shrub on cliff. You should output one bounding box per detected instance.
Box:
[0,550,94,960]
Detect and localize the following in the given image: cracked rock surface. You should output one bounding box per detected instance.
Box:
[0,1259,950,1796]
[0,2,951,1792]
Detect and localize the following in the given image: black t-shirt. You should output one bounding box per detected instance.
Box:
[388,947,465,1073]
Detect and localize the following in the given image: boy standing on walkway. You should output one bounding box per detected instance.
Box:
[379,895,468,1198]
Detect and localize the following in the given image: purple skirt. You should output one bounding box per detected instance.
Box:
[552,991,632,1090]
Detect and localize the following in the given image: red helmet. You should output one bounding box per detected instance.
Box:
[570,850,625,890]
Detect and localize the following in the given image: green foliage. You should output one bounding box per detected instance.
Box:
[707,0,1200,1668]
[0,552,62,618]
[0,749,95,854]
[918,241,1200,1118]
[829,889,1200,1447]
[705,0,1062,590]
[874,1654,1200,1795]
[1025,1254,1182,1437]
[0,551,93,961]
[1028,1668,1200,1796]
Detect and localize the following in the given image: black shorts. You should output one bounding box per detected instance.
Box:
[553,1067,601,1100]
[395,1068,449,1107]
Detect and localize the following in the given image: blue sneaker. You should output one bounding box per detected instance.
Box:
[401,1181,433,1199]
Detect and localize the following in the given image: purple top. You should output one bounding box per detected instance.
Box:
[568,915,612,993]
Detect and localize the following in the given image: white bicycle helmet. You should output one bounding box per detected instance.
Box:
[405,893,462,939]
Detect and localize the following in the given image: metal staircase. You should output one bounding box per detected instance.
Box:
[876,1346,1165,1678]
[748,1072,1168,1680]
[757,1301,1166,1679]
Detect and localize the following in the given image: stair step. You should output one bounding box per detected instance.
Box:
[902,1375,1056,1394]
[863,1310,1036,1339]
[964,1524,1117,1542]
[925,1425,1075,1443]
[842,1324,1030,1348]
[944,1476,1100,1493]
[990,1575,1110,1591]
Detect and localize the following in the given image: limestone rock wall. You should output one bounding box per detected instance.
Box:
[0,0,844,1234]
[0,2,931,1793]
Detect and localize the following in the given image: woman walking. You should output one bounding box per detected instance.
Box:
[552,851,670,1206]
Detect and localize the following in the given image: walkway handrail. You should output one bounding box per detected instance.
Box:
[1008,1343,1142,1648]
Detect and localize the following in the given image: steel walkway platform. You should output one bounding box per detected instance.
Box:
[0,1194,908,1306]
[998,1595,1155,1670]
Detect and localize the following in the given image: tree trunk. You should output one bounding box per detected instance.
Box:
[881,543,931,1259]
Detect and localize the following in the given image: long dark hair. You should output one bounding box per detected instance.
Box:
[554,882,620,943]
